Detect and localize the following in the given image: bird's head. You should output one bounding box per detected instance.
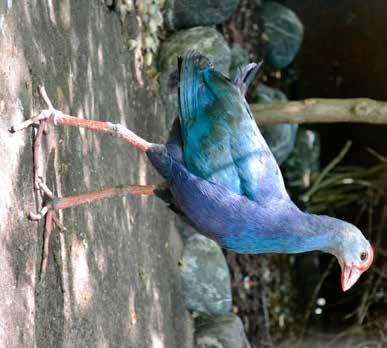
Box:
[330,221,373,291]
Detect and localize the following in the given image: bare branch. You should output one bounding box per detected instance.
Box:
[251,98,387,125]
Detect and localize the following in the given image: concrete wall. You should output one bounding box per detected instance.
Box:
[0,1,192,347]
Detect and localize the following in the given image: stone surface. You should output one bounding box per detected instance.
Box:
[116,0,165,67]
[0,1,193,347]
[262,1,304,69]
[253,82,287,104]
[283,128,321,195]
[253,83,298,164]
[158,26,231,126]
[260,123,298,165]
[181,234,232,315]
[164,0,239,31]
[158,27,231,76]
[195,314,251,348]
[229,44,250,80]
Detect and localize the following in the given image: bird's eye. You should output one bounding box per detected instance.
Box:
[360,252,368,261]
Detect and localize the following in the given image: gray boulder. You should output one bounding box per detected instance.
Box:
[262,1,304,69]
[253,83,298,164]
[164,0,239,31]
[229,44,250,80]
[181,234,232,315]
[195,314,251,348]
[253,82,287,104]
[283,128,321,195]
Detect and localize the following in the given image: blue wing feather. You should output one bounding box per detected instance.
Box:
[178,51,288,203]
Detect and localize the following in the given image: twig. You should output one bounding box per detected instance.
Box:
[251,98,387,125]
[301,141,352,202]
[366,147,387,163]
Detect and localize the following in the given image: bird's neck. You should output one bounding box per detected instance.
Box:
[281,203,342,255]
[222,199,343,255]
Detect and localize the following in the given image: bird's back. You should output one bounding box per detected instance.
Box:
[178,51,288,203]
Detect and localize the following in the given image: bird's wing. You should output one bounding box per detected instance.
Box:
[178,51,288,202]
[178,51,241,194]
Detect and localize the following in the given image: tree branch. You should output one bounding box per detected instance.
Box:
[251,98,387,125]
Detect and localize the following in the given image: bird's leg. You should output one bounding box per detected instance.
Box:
[8,86,157,280]
[33,119,49,190]
[9,86,152,152]
[30,183,158,279]
[10,86,152,197]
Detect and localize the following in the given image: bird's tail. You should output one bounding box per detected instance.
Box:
[177,50,213,138]
[233,62,262,96]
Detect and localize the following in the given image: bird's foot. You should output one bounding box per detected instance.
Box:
[8,85,61,134]
[9,86,67,281]
[29,183,158,281]
[29,179,68,281]
[9,86,63,191]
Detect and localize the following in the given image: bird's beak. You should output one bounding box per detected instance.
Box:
[341,246,374,292]
[341,264,362,292]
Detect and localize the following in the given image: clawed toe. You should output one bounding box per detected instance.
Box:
[29,206,49,221]
[29,178,55,221]
[36,180,54,198]
[32,193,67,281]
[8,86,62,134]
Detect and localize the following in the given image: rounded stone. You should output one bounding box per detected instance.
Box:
[253,83,298,164]
[158,26,231,75]
[158,27,231,126]
[164,0,239,31]
[229,44,250,80]
[253,82,287,104]
[283,128,321,195]
[181,234,232,315]
[195,314,251,348]
[262,1,304,69]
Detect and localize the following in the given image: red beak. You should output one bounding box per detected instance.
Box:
[341,246,374,291]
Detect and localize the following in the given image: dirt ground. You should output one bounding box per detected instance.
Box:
[0,1,193,347]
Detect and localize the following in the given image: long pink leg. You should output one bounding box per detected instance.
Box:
[33,119,48,189]
[9,86,152,152]
[33,183,159,280]
[9,86,159,280]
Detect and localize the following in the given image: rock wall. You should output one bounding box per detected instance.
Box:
[0,1,192,347]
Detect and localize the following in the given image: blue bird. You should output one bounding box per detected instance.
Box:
[10,52,373,290]
[149,51,373,291]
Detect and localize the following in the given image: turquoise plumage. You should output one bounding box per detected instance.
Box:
[178,52,287,203]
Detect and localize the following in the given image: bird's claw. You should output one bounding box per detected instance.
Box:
[30,191,67,281]
[29,180,66,228]
[8,106,62,133]
[9,86,67,281]
[8,86,63,134]
[29,206,49,221]
[36,179,54,198]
